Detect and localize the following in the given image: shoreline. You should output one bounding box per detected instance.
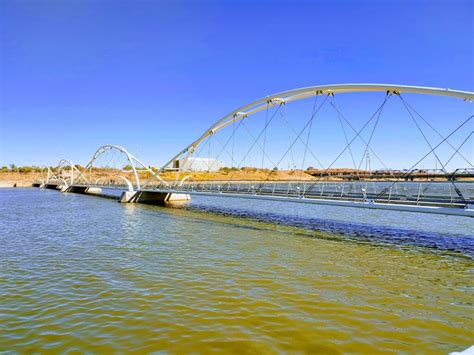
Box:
[0,182,33,188]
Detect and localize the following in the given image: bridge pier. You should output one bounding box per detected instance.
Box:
[43,183,59,190]
[85,187,102,194]
[120,191,136,203]
[65,186,103,195]
[120,190,191,205]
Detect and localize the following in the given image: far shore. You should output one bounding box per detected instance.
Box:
[1,169,473,189]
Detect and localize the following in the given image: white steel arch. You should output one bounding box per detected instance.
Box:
[54,159,90,187]
[57,159,76,186]
[33,165,54,187]
[159,83,473,171]
[56,159,75,187]
[86,144,166,189]
[94,175,134,192]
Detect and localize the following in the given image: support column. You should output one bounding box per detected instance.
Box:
[131,191,191,205]
[85,187,102,194]
[120,191,137,203]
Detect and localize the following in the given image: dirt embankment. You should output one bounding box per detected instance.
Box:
[0,172,37,187]
[157,168,317,182]
[0,169,318,187]
[5,168,466,186]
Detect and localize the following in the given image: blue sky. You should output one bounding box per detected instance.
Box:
[1,0,472,169]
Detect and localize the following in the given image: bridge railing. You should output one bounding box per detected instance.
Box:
[144,180,472,208]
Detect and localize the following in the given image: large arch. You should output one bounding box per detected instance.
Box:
[159,83,473,171]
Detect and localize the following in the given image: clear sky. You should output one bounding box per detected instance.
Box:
[1,0,473,169]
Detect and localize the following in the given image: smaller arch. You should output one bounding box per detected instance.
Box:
[56,159,75,186]
[94,175,134,191]
[179,175,193,186]
[117,176,134,192]
[34,165,54,184]
[33,169,43,185]
[55,159,90,186]
[86,144,167,190]
[58,177,69,190]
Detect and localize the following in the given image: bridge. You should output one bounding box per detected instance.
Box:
[33,83,474,217]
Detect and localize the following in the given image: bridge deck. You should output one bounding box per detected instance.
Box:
[63,180,474,217]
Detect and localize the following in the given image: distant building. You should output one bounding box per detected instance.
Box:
[173,157,224,172]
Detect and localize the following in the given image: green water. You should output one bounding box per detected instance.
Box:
[0,188,472,353]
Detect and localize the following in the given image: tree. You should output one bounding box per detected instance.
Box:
[19,166,33,173]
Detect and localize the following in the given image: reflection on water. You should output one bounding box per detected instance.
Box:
[0,188,473,353]
[186,195,474,257]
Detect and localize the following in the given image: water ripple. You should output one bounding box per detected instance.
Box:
[0,188,472,353]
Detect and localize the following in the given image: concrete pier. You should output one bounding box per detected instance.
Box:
[44,184,59,190]
[120,190,191,205]
[85,187,102,194]
[120,191,136,203]
[39,183,191,206]
[66,186,103,195]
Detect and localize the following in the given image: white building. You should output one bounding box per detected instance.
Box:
[173,157,224,172]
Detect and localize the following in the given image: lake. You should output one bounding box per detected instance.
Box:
[0,188,472,353]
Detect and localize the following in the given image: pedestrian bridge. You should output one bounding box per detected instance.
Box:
[34,84,474,217]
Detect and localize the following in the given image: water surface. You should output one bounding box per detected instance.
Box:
[0,188,472,353]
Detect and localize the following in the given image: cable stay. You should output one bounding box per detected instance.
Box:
[374,114,473,203]
[270,97,326,172]
[223,103,283,183]
[443,131,473,168]
[397,94,467,203]
[304,93,392,192]
[328,96,398,183]
[401,99,473,167]
[298,94,320,183]
[261,101,270,169]
[260,94,330,185]
[333,101,358,173]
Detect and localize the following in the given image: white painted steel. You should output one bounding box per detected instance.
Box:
[34,165,54,186]
[56,159,90,186]
[117,176,134,192]
[39,84,473,217]
[86,144,167,189]
[159,84,474,172]
[57,159,75,186]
